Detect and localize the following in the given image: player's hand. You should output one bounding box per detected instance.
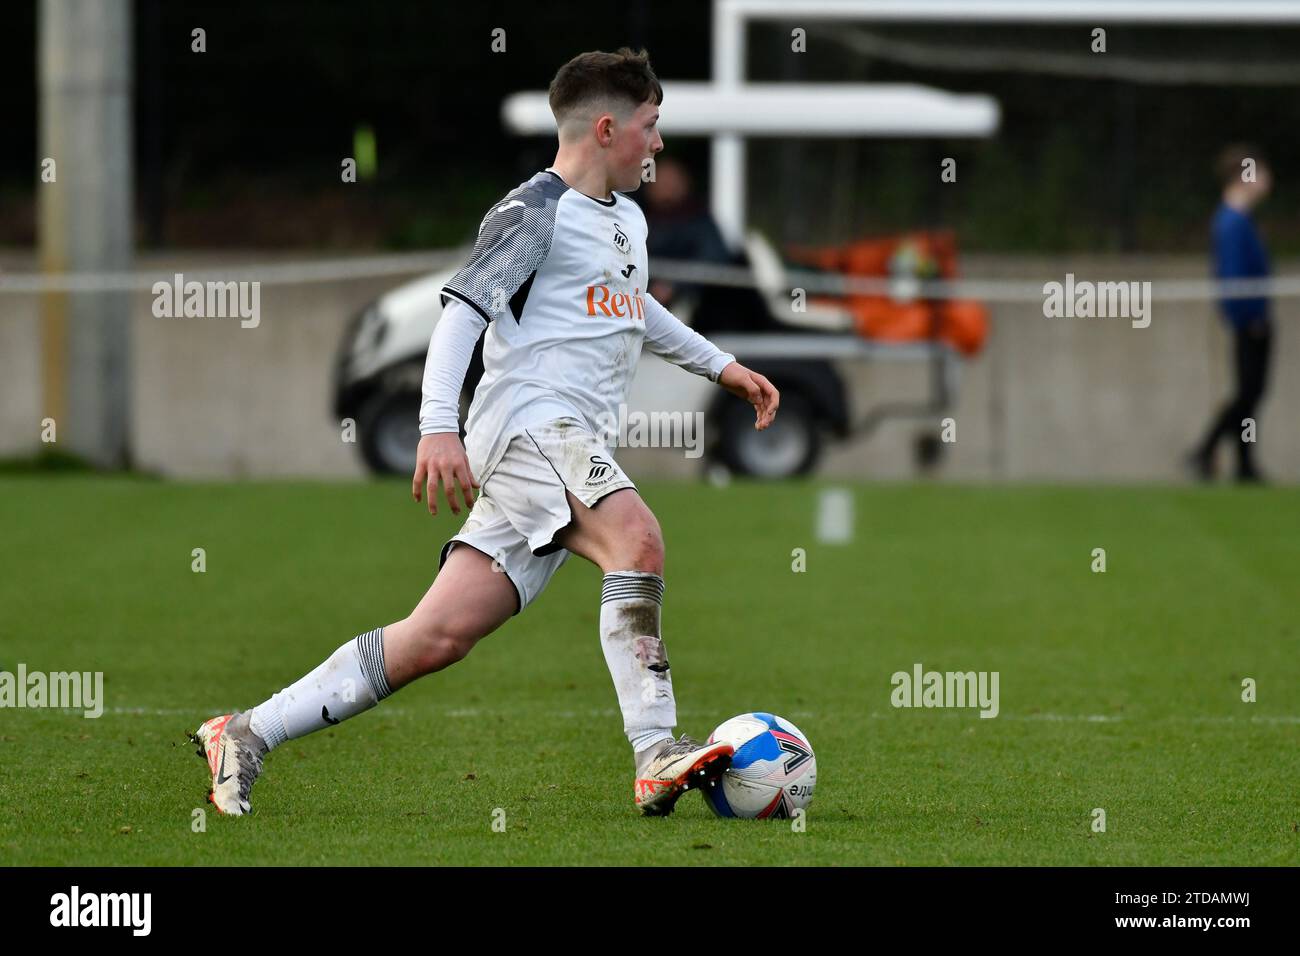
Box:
[412,433,479,516]
[719,362,779,430]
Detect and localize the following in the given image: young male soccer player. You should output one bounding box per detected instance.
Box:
[191,48,780,817]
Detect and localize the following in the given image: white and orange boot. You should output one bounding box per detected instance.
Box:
[190,711,268,816]
[634,735,733,817]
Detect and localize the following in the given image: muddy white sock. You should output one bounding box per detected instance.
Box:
[599,572,675,757]
[248,628,393,751]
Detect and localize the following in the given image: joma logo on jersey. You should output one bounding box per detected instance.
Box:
[586,285,645,321]
[612,223,630,253]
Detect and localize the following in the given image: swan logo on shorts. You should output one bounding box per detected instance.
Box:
[586,455,614,485]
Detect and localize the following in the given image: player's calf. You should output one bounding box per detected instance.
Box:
[381,544,518,687]
[185,548,515,814]
[188,627,395,814]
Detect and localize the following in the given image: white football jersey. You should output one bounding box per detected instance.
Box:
[439,168,734,479]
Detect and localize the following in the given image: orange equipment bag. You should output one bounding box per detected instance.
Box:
[785,231,988,356]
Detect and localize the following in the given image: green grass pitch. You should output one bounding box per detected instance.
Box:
[1,476,1296,866]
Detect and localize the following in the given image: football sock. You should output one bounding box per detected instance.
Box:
[248,627,393,751]
[599,571,675,758]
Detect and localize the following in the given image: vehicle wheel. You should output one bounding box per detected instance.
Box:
[715,391,821,479]
[358,390,422,475]
[357,387,474,475]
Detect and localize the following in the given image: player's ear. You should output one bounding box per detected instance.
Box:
[595,113,616,146]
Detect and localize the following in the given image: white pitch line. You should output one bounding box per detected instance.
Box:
[1018,713,1123,722]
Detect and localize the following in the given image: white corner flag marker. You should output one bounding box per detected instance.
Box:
[815,487,854,545]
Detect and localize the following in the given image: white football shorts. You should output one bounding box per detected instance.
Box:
[438,416,637,615]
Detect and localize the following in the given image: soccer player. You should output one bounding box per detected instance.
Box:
[192,48,780,817]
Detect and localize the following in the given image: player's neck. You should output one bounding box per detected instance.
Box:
[547,154,614,202]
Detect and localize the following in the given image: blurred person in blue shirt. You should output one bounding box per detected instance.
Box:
[1189,145,1274,483]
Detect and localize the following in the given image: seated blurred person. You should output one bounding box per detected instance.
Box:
[642,157,774,333]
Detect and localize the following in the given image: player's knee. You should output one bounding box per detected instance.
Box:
[413,619,479,673]
[623,513,665,574]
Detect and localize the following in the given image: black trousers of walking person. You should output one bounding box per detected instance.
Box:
[1195,318,1273,480]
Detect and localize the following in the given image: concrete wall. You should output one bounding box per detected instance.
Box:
[817,254,1298,483]
[1,251,1295,481]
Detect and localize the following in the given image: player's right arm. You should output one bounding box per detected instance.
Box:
[413,190,555,516]
[413,298,486,516]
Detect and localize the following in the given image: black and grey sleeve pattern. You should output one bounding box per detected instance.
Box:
[440,175,564,323]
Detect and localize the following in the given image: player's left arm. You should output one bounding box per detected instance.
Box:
[642,291,779,431]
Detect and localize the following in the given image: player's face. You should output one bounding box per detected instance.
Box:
[611,100,663,192]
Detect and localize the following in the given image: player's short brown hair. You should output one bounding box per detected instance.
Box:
[548,47,663,134]
[1216,143,1268,187]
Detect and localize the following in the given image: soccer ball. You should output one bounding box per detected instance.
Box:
[701,712,816,819]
